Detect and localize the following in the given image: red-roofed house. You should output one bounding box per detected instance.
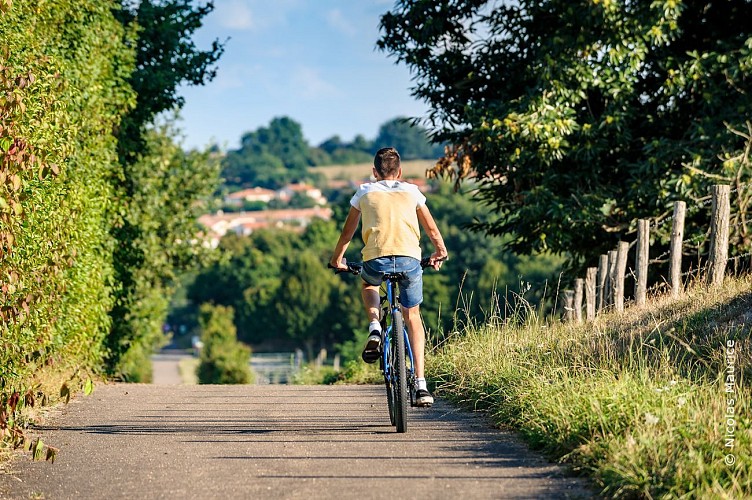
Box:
[224,187,277,207]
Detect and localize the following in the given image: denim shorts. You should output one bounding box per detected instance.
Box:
[361,256,423,308]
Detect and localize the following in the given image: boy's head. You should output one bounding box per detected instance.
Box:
[373,147,401,179]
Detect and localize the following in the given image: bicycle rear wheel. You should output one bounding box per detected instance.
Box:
[382,334,396,426]
[392,310,408,433]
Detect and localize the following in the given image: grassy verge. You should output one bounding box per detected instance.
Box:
[178,357,199,385]
[429,276,751,498]
[291,360,382,385]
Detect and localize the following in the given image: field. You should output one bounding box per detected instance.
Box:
[310,159,437,181]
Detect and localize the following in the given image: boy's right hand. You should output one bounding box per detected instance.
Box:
[427,251,448,270]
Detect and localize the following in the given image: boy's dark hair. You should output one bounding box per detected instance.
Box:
[373,147,401,178]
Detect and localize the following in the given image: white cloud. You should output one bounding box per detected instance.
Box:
[215,0,255,30]
[290,66,339,99]
[326,9,357,37]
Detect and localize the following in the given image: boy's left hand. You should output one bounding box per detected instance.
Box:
[329,257,348,271]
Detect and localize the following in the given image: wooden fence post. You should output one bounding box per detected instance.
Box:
[635,219,650,306]
[574,278,584,324]
[607,250,618,306]
[708,185,730,287]
[563,290,574,322]
[585,267,597,321]
[597,255,608,312]
[669,201,686,298]
[614,241,630,312]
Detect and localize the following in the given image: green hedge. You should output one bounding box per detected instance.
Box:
[0,0,134,427]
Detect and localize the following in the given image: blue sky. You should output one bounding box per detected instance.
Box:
[177,0,428,151]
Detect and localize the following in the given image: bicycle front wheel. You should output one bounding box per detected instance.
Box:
[392,309,408,433]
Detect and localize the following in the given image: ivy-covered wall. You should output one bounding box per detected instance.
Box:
[0,1,134,398]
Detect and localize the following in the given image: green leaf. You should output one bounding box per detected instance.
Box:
[33,438,44,461]
[60,384,70,403]
[83,379,94,396]
[46,446,58,463]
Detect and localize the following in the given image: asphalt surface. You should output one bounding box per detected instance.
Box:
[1,384,592,500]
[151,353,186,385]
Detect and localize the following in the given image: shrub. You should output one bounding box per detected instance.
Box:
[196,304,253,385]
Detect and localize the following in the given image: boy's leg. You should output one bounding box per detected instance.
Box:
[361,282,382,363]
[361,282,380,324]
[403,304,433,406]
[402,305,425,378]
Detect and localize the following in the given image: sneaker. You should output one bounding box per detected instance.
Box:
[415,389,434,407]
[361,331,381,364]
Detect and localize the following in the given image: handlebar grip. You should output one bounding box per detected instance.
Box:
[328,262,362,275]
[421,256,448,269]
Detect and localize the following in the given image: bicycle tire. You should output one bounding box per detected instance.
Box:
[383,338,396,426]
[392,309,408,433]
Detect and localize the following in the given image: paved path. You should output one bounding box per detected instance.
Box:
[1,385,591,499]
[151,352,187,385]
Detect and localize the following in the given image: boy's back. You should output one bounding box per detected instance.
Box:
[350,180,426,261]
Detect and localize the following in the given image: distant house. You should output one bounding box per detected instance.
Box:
[197,207,334,247]
[224,187,277,207]
[277,183,327,205]
[404,177,433,193]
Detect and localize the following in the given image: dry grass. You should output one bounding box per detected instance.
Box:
[429,275,752,498]
[310,159,437,180]
[178,357,199,385]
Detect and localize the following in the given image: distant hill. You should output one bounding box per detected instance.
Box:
[310,159,436,181]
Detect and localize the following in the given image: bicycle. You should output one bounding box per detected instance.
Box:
[329,257,441,433]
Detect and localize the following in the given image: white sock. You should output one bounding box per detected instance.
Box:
[416,378,427,391]
[369,320,381,335]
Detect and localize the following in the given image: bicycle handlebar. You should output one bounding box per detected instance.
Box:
[328,257,447,276]
[327,262,363,275]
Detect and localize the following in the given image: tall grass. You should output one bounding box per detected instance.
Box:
[429,275,752,498]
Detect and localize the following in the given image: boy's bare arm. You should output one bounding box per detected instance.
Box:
[329,206,361,270]
[417,205,448,269]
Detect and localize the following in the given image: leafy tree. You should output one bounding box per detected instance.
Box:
[351,134,373,154]
[223,117,314,189]
[316,134,373,165]
[274,251,335,360]
[373,116,442,160]
[108,122,220,381]
[420,182,565,333]
[197,304,253,384]
[319,135,346,154]
[108,0,224,379]
[379,0,752,271]
[114,0,224,158]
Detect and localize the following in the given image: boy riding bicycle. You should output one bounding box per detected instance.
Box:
[329,147,448,407]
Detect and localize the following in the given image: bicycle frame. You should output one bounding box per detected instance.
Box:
[381,278,415,397]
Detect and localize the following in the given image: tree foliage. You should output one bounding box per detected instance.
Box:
[107,0,224,379]
[378,0,752,270]
[223,117,315,189]
[107,122,221,381]
[373,117,444,160]
[197,304,253,385]
[221,115,444,189]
